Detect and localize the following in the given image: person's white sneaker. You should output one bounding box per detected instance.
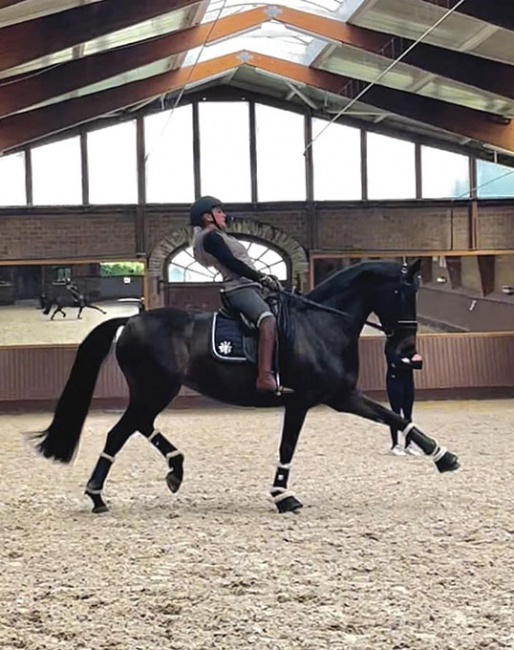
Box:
[390,444,406,456]
[405,443,423,457]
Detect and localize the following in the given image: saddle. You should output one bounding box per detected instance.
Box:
[210,291,274,363]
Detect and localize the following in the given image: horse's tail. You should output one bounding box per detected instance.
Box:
[33,317,130,463]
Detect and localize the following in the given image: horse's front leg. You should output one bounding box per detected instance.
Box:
[271,404,308,513]
[327,391,460,473]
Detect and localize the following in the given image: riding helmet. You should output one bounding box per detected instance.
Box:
[189,196,223,227]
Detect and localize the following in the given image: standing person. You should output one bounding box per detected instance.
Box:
[190,196,283,394]
[385,345,423,455]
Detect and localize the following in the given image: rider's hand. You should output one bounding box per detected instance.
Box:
[259,274,281,291]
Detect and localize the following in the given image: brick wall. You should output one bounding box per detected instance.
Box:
[0,200,512,266]
[0,208,137,260]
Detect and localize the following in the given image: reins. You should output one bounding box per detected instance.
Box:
[276,288,418,337]
[274,289,389,334]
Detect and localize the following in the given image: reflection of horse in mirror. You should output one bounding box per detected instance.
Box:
[33,260,459,513]
[41,291,107,320]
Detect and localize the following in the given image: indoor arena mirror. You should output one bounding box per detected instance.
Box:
[311,253,514,334]
[0,260,145,346]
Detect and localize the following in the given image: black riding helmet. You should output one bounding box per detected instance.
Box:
[189,196,223,227]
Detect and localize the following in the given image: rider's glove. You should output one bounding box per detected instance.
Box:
[259,274,281,291]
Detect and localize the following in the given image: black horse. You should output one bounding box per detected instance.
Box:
[33,260,459,513]
[41,292,107,320]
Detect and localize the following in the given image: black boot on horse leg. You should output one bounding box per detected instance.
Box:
[256,315,279,394]
[402,422,459,473]
[147,430,184,493]
[85,453,114,513]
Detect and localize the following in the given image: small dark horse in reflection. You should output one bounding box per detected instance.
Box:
[41,292,107,320]
[33,260,459,513]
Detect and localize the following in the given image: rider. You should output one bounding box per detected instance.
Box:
[190,196,281,394]
[64,278,83,306]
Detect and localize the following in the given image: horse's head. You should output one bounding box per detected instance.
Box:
[371,259,422,361]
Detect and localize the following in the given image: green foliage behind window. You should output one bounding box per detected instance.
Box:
[100,262,144,277]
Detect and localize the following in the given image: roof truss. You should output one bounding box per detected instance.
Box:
[1,49,514,154]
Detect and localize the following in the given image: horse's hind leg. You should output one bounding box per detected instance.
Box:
[124,378,185,494]
[327,392,459,473]
[85,408,138,513]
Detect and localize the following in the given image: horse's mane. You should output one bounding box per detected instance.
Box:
[307,260,403,304]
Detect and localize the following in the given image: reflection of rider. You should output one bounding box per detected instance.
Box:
[385,346,423,454]
[65,279,83,306]
[190,196,281,394]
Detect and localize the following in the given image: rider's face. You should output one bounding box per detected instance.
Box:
[211,207,227,229]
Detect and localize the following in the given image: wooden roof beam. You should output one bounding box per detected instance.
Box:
[276,6,514,102]
[0,0,203,75]
[0,53,242,152]
[244,52,514,153]
[0,0,27,8]
[419,0,514,32]
[3,49,514,154]
[0,7,267,119]
[6,5,514,122]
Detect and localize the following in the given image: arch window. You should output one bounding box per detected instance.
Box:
[167,239,288,283]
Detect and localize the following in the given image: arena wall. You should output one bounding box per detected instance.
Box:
[0,333,512,412]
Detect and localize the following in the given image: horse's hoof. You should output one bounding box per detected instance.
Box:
[271,489,303,513]
[92,504,109,514]
[166,470,182,494]
[435,451,460,473]
[85,489,108,513]
[277,496,303,513]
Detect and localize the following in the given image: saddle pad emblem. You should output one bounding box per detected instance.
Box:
[218,340,233,355]
[211,313,256,363]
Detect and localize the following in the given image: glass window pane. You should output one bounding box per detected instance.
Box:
[168,265,186,282]
[145,105,195,203]
[32,136,82,205]
[477,160,514,198]
[367,133,416,199]
[312,118,361,200]
[246,242,268,258]
[256,104,306,201]
[168,239,289,282]
[421,146,469,198]
[0,152,26,206]
[88,121,137,204]
[268,260,287,280]
[199,102,251,202]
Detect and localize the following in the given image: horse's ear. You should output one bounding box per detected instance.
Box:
[406,258,422,282]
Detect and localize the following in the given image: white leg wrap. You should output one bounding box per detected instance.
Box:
[431,446,447,463]
[402,422,416,437]
[165,450,182,461]
[100,452,115,463]
[86,487,102,495]
[271,489,296,504]
[277,462,291,470]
